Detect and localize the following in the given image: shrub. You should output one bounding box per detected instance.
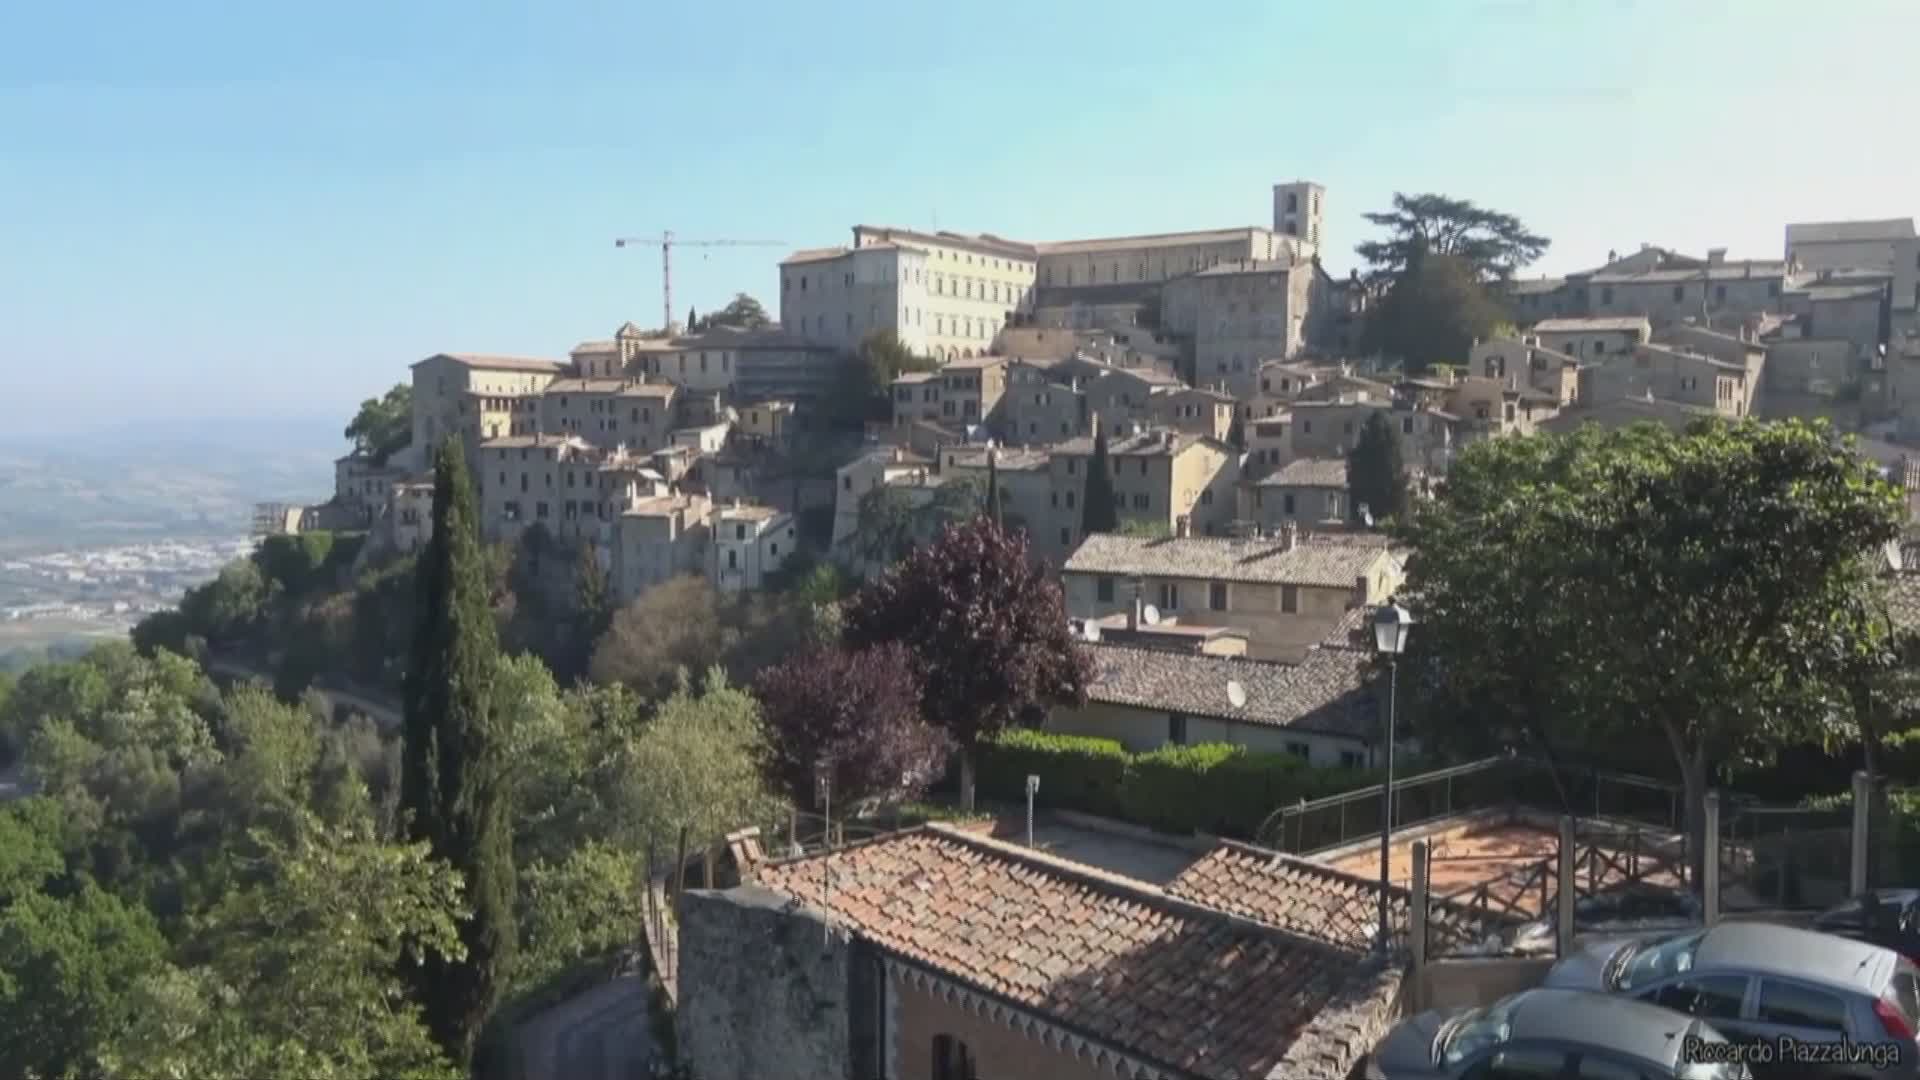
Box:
[976,730,1128,818]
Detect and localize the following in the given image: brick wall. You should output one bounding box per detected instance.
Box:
[675,886,856,1080]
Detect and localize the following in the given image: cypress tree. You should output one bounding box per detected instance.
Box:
[1347,411,1409,524]
[401,436,517,1067]
[1082,429,1119,534]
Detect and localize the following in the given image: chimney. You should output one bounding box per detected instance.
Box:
[1281,520,1299,551]
[1708,248,1727,266]
[1129,577,1144,630]
[1175,515,1191,539]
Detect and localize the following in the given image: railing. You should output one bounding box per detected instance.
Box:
[1257,753,1689,855]
[1717,803,1853,912]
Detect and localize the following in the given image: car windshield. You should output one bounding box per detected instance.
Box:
[1439,995,1520,1066]
[1616,931,1706,990]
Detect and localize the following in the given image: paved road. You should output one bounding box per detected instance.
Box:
[513,975,657,1080]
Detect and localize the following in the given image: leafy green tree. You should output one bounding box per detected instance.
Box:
[0,881,169,1078]
[1347,411,1409,524]
[400,437,517,1065]
[93,814,465,1080]
[705,292,772,331]
[567,542,614,681]
[1400,419,1902,889]
[0,797,65,902]
[1081,429,1119,535]
[843,518,1091,809]
[611,670,782,857]
[514,839,645,994]
[588,575,729,699]
[835,331,936,427]
[179,560,272,647]
[1117,518,1172,539]
[1356,192,1549,285]
[1360,252,1510,374]
[344,383,413,465]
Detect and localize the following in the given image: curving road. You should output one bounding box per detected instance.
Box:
[512,975,657,1080]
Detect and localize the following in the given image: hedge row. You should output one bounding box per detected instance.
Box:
[975,728,1382,839]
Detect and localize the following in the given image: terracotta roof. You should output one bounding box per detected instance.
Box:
[753,824,1400,1080]
[1259,457,1347,489]
[1532,317,1652,334]
[1794,283,1888,303]
[570,339,618,354]
[1787,219,1915,245]
[414,353,567,373]
[544,377,677,398]
[1051,429,1225,458]
[477,434,589,451]
[1166,841,1521,954]
[1079,642,1377,738]
[1064,532,1391,588]
[780,246,851,266]
[1037,226,1278,256]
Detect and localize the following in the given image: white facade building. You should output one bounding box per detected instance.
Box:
[709,503,797,593]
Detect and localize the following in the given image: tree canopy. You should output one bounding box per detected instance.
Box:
[1399,419,1903,888]
[1355,192,1549,285]
[344,383,413,465]
[704,292,772,331]
[1347,411,1409,524]
[842,518,1090,804]
[835,331,936,427]
[1359,252,1510,374]
[754,643,950,811]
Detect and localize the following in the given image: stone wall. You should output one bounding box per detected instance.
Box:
[1270,964,1405,1080]
[675,886,856,1080]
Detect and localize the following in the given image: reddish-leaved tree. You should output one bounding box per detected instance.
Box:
[754,642,952,812]
[842,517,1091,807]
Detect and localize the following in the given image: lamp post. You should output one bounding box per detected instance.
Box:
[1373,598,1414,953]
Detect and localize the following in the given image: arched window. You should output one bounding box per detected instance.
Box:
[932,1035,977,1080]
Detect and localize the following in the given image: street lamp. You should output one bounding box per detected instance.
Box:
[1372,598,1414,953]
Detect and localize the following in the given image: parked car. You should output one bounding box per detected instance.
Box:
[1366,986,1748,1079]
[1814,890,1920,965]
[1543,921,1920,1078]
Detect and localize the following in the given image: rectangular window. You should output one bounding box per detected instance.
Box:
[1286,742,1310,759]
[1058,526,1070,546]
[1282,584,1299,613]
[1158,582,1180,610]
[1209,582,1228,611]
[1167,714,1188,745]
[1282,493,1296,515]
[1339,750,1365,769]
[1096,575,1114,603]
[1756,981,1848,1034]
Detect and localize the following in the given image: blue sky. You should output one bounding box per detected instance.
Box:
[3,0,1915,441]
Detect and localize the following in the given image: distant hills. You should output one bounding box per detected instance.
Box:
[0,414,340,556]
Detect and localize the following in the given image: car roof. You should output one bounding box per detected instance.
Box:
[1507,987,1696,1066]
[1696,922,1891,989]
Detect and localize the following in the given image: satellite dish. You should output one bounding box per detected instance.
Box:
[1227,680,1248,709]
[1141,604,1161,626]
[1082,621,1102,642]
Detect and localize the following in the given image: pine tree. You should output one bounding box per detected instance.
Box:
[401,437,518,1067]
[687,305,698,332]
[1081,429,1119,534]
[570,540,613,679]
[1347,412,1409,524]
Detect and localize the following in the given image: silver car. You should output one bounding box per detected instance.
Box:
[1544,921,1920,1079]
[1366,986,1749,1079]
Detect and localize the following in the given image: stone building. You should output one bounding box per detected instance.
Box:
[536,376,679,452]
[1786,218,1915,274]
[676,823,1403,1080]
[1529,316,1652,363]
[708,502,796,593]
[1160,258,1316,395]
[1584,342,1752,418]
[1061,528,1401,662]
[409,352,564,461]
[779,227,1037,361]
[1245,457,1350,531]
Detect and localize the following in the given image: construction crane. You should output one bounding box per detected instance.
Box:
[613,231,786,333]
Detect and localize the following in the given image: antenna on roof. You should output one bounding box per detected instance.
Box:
[1227,680,1248,709]
[1141,604,1161,627]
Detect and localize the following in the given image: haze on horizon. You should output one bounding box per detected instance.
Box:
[4,0,1915,437]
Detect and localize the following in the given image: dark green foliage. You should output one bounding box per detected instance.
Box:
[1401,418,1904,889]
[1355,192,1549,285]
[1347,411,1409,523]
[975,729,1129,817]
[1081,430,1119,535]
[401,437,517,1066]
[706,292,771,331]
[344,383,413,464]
[0,882,169,1078]
[835,331,936,427]
[974,730,1380,838]
[1360,252,1510,374]
[254,530,360,596]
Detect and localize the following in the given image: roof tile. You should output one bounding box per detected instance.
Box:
[755,826,1397,1080]
[1064,532,1391,587]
